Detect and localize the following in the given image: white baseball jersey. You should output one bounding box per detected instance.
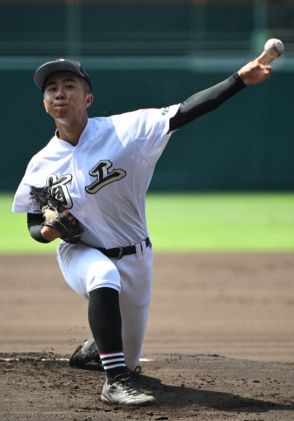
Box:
[12,105,180,248]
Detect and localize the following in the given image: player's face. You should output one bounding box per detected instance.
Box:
[43,71,93,121]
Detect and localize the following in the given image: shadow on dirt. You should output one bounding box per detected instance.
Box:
[139,374,294,413]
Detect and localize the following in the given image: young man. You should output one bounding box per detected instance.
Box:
[12,56,272,405]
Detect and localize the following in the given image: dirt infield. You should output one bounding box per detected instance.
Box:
[0,252,294,420]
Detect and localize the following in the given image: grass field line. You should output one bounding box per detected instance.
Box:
[1,192,294,254]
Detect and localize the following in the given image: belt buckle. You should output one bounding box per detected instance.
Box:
[117,247,124,259]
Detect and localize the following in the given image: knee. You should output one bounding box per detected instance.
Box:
[87,260,121,294]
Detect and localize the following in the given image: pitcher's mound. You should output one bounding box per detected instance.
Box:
[0,352,293,420]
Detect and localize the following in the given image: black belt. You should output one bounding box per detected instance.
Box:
[97,237,151,259]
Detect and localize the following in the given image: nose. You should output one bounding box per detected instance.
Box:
[55,86,66,99]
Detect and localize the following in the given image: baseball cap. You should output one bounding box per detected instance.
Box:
[34,58,92,91]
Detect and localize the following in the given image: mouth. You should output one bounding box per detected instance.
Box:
[54,103,68,108]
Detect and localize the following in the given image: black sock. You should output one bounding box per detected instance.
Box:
[88,287,128,379]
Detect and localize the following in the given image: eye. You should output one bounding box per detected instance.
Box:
[46,86,56,93]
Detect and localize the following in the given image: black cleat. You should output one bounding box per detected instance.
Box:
[69,338,104,371]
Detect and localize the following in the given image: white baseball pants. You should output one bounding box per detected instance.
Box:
[57,240,153,370]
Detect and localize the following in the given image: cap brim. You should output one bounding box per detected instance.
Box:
[34,61,89,91]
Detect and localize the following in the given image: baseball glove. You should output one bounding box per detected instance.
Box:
[30,186,83,244]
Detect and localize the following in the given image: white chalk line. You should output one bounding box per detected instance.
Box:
[0,356,154,363]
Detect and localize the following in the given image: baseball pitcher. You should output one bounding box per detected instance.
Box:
[12,55,272,405]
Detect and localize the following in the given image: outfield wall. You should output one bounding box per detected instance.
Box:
[1,1,294,191]
[2,59,293,192]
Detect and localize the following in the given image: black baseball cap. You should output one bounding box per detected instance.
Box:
[34,58,92,92]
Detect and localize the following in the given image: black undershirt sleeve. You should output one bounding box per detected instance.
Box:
[27,212,49,243]
[169,73,246,132]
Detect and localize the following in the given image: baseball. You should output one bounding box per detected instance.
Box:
[264,38,284,59]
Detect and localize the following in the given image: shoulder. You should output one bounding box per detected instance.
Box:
[27,141,51,165]
[89,109,164,128]
[87,116,116,133]
[111,106,180,123]
[28,137,57,163]
[110,109,155,129]
[24,134,65,177]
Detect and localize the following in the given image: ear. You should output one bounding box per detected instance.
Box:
[43,99,49,113]
[85,93,94,109]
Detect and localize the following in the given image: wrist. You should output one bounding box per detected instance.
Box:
[41,225,62,242]
[237,70,249,86]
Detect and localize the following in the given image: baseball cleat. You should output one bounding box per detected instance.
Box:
[101,374,156,406]
[69,338,103,371]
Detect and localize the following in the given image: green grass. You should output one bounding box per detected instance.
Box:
[147,193,294,251]
[2,192,294,254]
[0,194,56,254]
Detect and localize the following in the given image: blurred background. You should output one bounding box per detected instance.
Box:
[1,0,294,192]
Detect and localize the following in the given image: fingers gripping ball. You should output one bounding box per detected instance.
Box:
[260,38,284,64]
[264,38,284,59]
[42,206,83,244]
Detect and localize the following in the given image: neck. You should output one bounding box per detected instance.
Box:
[55,115,88,146]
